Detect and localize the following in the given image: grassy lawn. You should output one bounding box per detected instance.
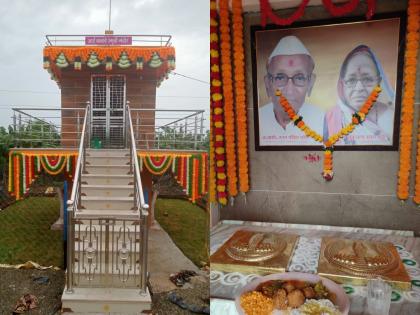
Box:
[0,196,63,267]
[155,198,209,267]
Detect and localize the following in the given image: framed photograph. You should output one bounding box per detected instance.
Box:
[251,12,406,151]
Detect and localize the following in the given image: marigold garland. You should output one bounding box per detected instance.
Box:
[220,0,238,198]
[211,0,228,205]
[276,86,381,180]
[142,155,173,175]
[399,0,420,201]
[260,0,376,26]
[8,152,77,200]
[414,117,420,204]
[232,0,250,194]
[139,152,208,203]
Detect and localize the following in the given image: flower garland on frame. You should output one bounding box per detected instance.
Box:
[277,86,381,180]
[219,0,238,199]
[232,0,250,194]
[260,0,376,27]
[211,0,228,205]
[400,0,420,201]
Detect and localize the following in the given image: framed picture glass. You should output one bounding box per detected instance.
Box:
[251,13,406,151]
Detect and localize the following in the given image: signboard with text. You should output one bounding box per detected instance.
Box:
[85,36,132,45]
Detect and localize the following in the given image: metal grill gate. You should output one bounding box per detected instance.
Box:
[91,75,126,148]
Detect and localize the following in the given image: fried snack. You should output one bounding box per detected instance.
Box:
[287,289,306,308]
[258,280,283,298]
[240,291,274,315]
[302,286,316,299]
[273,288,288,310]
[282,281,296,293]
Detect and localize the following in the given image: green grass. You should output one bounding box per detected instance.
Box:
[0,197,63,267]
[155,198,209,267]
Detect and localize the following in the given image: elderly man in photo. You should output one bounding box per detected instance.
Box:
[259,35,324,146]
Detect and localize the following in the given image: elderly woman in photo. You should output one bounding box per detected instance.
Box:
[324,45,395,145]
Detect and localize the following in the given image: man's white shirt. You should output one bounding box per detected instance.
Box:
[258,102,324,146]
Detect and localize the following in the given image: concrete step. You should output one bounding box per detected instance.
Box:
[62,286,151,314]
[82,185,134,197]
[86,149,130,157]
[82,174,133,186]
[75,209,140,220]
[81,196,134,211]
[86,155,130,166]
[85,165,131,175]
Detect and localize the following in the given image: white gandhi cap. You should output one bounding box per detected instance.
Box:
[268,35,312,64]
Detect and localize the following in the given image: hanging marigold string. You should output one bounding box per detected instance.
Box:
[209,109,217,203]
[277,86,381,180]
[399,0,420,201]
[260,0,376,26]
[260,0,309,27]
[142,155,173,175]
[211,0,228,205]
[220,0,238,199]
[414,117,420,204]
[232,0,250,194]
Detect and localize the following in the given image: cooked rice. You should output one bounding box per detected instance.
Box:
[240,291,274,315]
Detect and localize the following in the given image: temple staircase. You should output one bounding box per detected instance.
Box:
[62,104,151,314]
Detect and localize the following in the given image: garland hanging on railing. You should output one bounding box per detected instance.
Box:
[259,0,376,27]
[220,0,238,199]
[138,152,208,203]
[40,155,67,175]
[400,0,420,201]
[232,0,250,194]
[142,155,173,175]
[211,0,228,205]
[8,151,77,200]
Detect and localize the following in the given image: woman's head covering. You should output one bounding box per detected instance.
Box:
[325,45,395,142]
[337,44,395,106]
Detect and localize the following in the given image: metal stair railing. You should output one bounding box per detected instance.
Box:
[126,101,150,294]
[65,102,90,293]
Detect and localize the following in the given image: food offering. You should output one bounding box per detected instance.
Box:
[235,272,349,315]
[318,237,411,290]
[210,230,298,274]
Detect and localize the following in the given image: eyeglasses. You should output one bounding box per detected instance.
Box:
[343,76,380,88]
[268,73,310,87]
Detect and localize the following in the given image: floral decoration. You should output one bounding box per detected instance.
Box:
[259,0,376,26]
[400,0,420,201]
[276,86,381,180]
[220,0,238,198]
[211,0,228,205]
[232,0,249,194]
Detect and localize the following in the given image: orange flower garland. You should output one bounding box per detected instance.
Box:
[415,117,420,204]
[277,86,381,180]
[399,0,420,201]
[219,0,238,198]
[232,0,249,194]
[211,0,228,205]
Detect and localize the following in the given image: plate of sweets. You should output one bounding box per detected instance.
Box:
[235,272,350,315]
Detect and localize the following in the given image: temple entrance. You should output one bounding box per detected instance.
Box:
[90,75,126,148]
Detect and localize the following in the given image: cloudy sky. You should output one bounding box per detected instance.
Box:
[0,0,209,129]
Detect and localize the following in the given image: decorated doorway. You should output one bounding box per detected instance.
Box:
[90,75,126,148]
